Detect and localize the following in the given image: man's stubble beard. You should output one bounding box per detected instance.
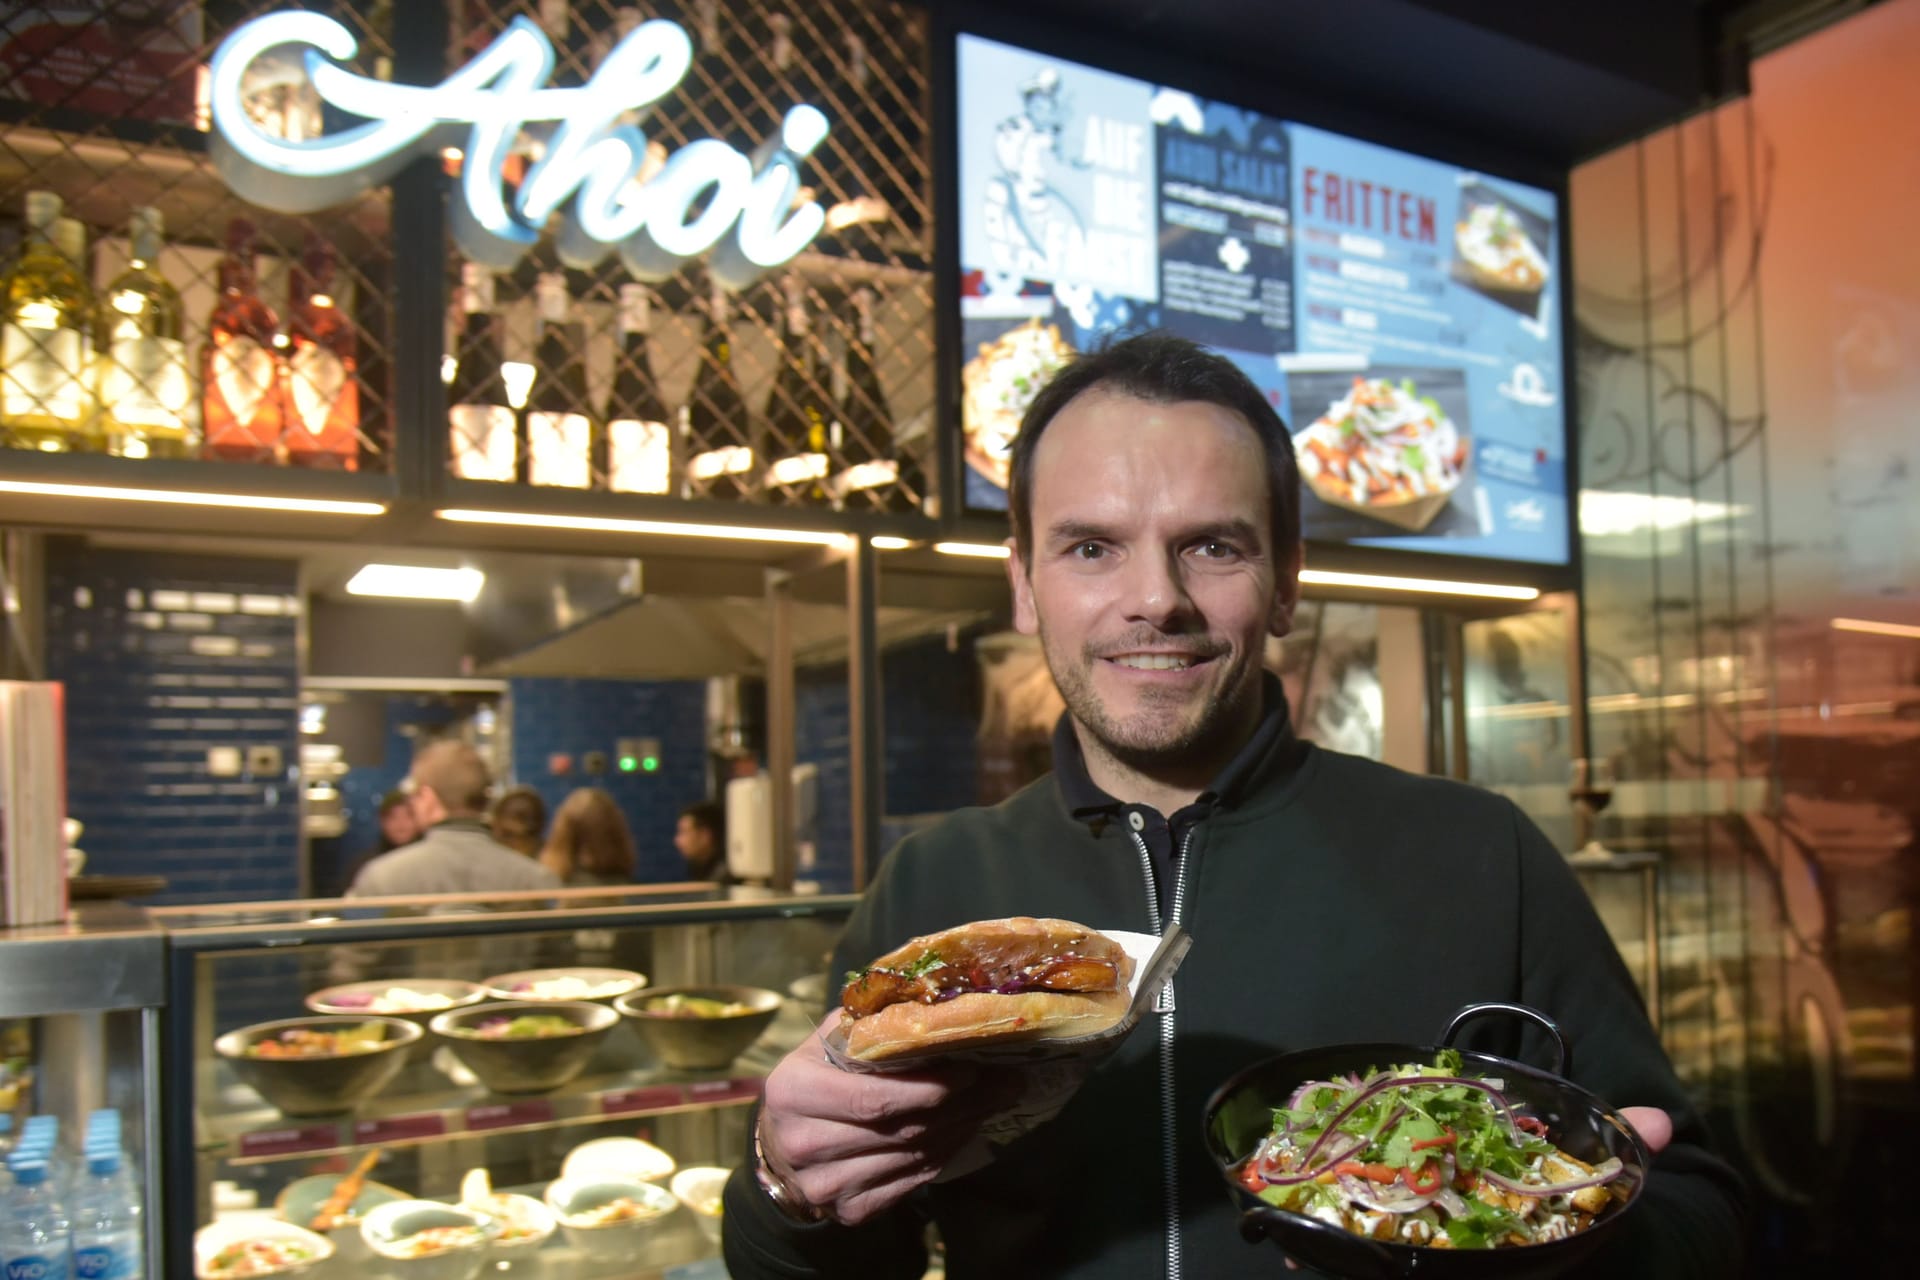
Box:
[1041,629,1258,774]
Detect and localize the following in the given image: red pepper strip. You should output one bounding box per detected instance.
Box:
[1334,1161,1400,1184]
[1515,1115,1549,1136]
[1239,1161,1266,1192]
[1411,1130,1457,1151]
[1403,1160,1445,1195]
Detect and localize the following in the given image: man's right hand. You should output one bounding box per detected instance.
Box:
[756,1023,1014,1226]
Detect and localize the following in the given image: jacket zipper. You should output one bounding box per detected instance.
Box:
[1132,827,1196,1280]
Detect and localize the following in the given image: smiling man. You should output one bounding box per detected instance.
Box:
[725,333,1745,1279]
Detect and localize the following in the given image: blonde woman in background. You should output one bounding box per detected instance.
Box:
[539,787,637,887]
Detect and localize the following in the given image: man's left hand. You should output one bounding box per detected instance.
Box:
[1618,1106,1672,1155]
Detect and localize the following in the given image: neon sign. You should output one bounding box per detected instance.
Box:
[208,12,828,289]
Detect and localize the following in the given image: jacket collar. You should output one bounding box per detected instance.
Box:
[1051,671,1302,820]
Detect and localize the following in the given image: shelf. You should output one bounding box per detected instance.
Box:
[0,122,391,259]
[197,1003,814,1166]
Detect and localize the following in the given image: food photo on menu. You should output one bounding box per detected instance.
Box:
[1450,178,1555,317]
[1284,360,1480,538]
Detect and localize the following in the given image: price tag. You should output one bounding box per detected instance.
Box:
[466,1100,555,1131]
[353,1114,446,1144]
[237,1124,338,1159]
[600,1085,686,1116]
[685,1078,763,1104]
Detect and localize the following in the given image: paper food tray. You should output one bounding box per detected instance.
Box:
[821,926,1192,1073]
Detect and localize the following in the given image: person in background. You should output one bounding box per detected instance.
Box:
[490,785,548,859]
[674,800,728,882]
[539,787,637,887]
[347,741,559,899]
[335,788,421,896]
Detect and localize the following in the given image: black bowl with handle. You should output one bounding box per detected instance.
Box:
[1203,1003,1650,1279]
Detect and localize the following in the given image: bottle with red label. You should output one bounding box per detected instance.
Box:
[200,218,284,463]
[284,234,359,470]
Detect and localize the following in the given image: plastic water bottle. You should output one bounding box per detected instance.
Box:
[1,1159,73,1280]
[68,1151,140,1280]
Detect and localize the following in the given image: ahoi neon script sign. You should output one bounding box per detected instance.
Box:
[208,12,828,288]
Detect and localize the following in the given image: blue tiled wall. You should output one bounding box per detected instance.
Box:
[45,543,302,905]
[506,677,708,882]
[796,631,985,891]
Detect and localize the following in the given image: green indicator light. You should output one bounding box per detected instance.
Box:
[641,755,660,773]
[618,755,639,773]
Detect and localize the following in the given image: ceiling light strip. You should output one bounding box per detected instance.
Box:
[1299,569,1540,600]
[0,479,385,516]
[438,507,850,547]
[932,541,1011,558]
[1832,616,1920,640]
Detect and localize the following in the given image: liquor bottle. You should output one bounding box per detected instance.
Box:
[1,191,94,451]
[763,275,831,504]
[284,234,359,469]
[525,271,592,488]
[201,218,284,463]
[682,279,754,500]
[833,285,918,512]
[447,261,516,482]
[95,206,193,459]
[604,282,671,494]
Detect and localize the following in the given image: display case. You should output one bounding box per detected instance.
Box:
[157,889,855,1278]
[0,905,167,1280]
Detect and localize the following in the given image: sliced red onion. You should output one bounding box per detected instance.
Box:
[1285,1080,1346,1111]
[1480,1156,1624,1197]
[1434,1187,1470,1219]
[1337,1173,1435,1215]
[1253,1133,1369,1187]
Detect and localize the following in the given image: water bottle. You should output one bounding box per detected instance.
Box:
[0,1115,14,1163]
[68,1151,139,1280]
[1,1160,72,1280]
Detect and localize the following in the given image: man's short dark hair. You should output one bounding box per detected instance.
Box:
[680,800,723,838]
[1007,330,1300,566]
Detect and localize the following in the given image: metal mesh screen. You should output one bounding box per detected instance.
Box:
[0,0,397,472]
[445,0,936,514]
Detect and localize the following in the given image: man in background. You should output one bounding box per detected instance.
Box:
[347,740,559,899]
[674,800,727,882]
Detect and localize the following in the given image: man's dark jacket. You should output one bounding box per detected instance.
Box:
[724,694,1746,1277]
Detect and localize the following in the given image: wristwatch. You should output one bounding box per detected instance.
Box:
[753,1113,828,1224]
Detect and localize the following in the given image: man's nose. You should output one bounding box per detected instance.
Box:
[1120,548,1194,626]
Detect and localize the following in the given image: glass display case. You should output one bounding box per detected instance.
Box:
[156,889,854,1278]
[0,905,166,1280]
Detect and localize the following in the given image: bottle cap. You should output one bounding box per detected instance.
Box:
[0,1114,13,1134]
[86,1151,120,1177]
[8,1160,48,1186]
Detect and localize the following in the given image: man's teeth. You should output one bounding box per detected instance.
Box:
[1113,654,1195,671]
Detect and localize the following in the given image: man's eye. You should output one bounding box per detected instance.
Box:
[1070,542,1107,560]
[1194,540,1240,560]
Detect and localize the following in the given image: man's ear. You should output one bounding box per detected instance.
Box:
[1006,538,1039,636]
[1269,542,1304,639]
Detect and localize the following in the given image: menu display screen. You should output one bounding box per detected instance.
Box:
[955,33,1569,566]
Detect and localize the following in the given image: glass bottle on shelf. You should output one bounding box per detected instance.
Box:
[604,282,671,494]
[447,261,516,482]
[525,271,592,489]
[2,191,95,452]
[682,279,754,500]
[763,274,831,505]
[200,218,284,464]
[834,285,918,512]
[95,206,193,459]
[284,235,359,470]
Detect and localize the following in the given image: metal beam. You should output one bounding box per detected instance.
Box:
[848,538,882,889]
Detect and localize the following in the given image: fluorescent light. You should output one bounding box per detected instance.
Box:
[346,563,485,603]
[934,541,1011,559]
[1832,616,1920,640]
[1298,569,1539,600]
[438,508,851,547]
[1579,490,1748,537]
[869,536,913,550]
[0,479,384,516]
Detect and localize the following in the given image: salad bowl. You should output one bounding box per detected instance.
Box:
[1204,1003,1650,1279]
